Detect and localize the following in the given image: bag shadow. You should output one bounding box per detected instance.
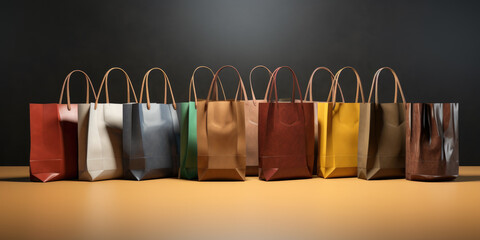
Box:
[0,177,30,182]
[454,175,480,182]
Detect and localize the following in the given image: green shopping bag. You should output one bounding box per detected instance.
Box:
[178,101,198,179]
[177,66,226,179]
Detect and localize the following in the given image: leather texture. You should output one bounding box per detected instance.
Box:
[258,66,315,181]
[357,67,406,180]
[318,67,365,178]
[178,66,226,180]
[304,67,345,176]
[78,67,138,181]
[240,65,273,176]
[29,70,96,182]
[197,65,247,181]
[406,103,459,181]
[123,68,179,180]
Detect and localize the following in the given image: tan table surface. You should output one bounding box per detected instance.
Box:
[1,166,479,240]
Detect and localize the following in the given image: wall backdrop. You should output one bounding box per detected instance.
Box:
[1,0,479,165]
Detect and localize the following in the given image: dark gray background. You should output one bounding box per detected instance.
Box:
[1,0,479,166]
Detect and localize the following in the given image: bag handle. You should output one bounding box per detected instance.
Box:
[246,65,273,105]
[94,67,138,110]
[331,66,365,107]
[304,67,345,103]
[267,66,304,104]
[58,70,97,110]
[205,65,248,103]
[138,67,177,110]
[367,67,406,103]
[190,66,227,108]
[234,65,273,105]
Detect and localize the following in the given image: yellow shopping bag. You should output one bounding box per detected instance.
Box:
[318,67,365,178]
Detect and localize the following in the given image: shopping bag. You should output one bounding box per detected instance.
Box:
[304,67,345,175]
[358,67,406,180]
[258,66,315,180]
[406,103,459,181]
[123,67,179,180]
[78,67,137,181]
[177,66,227,180]
[29,70,96,182]
[197,65,247,181]
[238,65,273,176]
[318,66,365,178]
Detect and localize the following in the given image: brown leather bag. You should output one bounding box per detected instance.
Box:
[357,67,406,180]
[196,65,248,181]
[406,103,459,181]
[258,66,315,181]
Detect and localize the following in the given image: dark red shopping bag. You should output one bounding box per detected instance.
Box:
[29,70,96,182]
[258,66,315,181]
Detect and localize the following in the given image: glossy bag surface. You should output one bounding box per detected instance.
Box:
[123,68,179,180]
[78,67,137,181]
[358,67,406,180]
[197,65,247,181]
[258,66,315,181]
[318,67,365,178]
[177,66,226,180]
[29,70,95,182]
[406,103,459,181]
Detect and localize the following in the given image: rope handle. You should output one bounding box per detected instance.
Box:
[236,65,273,106]
[189,66,227,108]
[138,67,177,110]
[267,66,304,104]
[331,66,365,107]
[94,67,138,110]
[367,67,406,103]
[205,65,248,103]
[304,67,345,103]
[234,65,273,105]
[58,70,97,110]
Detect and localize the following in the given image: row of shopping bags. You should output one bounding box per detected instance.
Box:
[29,65,459,182]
